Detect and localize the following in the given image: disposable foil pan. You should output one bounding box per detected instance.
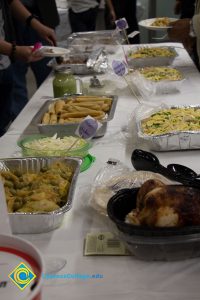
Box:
[137,105,200,151]
[47,53,90,75]
[67,30,124,54]
[137,67,185,94]
[30,95,118,138]
[49,60,97,75]
[48,49,108,75]
[127,46,178,68]
[0,157,81,234]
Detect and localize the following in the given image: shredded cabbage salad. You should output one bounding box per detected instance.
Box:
[23,134,87,151]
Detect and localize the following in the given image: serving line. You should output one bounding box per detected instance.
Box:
[2,43,200,300]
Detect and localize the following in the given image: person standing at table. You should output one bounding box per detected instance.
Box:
[168,0,200,64]
[68,0,100,32]
[174,0,195,19]
[11,0,60,120]
[173,0,199,68]
[105,0,139,44]
[0,0,56,137]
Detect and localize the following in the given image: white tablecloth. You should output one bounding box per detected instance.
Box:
[2,43,200,300]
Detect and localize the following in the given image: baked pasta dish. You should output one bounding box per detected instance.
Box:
[139,67,183,82]
[128,47,175,59]
[141,107,200,135]
[151,17,170,27]
[126,179,200,227]
[1,161,73,213]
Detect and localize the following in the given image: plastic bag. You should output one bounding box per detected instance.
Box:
[89,158,172,216]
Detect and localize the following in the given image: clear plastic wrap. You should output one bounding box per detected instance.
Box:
[89,158,172,216]
[126,46,178,68]
[128,67,185,96]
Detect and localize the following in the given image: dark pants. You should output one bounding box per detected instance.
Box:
[0,65,14,136]
[11,18,52,120]
[69,6,99,32]
[105,0,139,44]
[180,0,195,19]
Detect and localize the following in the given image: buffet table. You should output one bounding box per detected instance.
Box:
[2,43,200,300]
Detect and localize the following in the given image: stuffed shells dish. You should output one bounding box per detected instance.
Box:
[1,161,74,213]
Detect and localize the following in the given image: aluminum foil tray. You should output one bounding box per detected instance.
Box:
[49,61,97,75]
[137,105,200,151]
[138,67,185,94]
[0,157,81,234]
[30,95,118,138]
[127,46,178,68]
[67,30,124,54]
[48,51,107,75]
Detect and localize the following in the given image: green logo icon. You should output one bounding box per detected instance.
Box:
[8,262,36,291]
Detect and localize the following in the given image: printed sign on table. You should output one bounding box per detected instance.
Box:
[112,60,128,77]
[115,18,129,31]
[76,116,102,139]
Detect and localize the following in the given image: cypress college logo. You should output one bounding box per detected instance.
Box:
[8,262,36,290]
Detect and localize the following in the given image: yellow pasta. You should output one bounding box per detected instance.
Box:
[139,67,183,82]
[129,47,175,59]
[151,17,170,27]
[141,107,200,135]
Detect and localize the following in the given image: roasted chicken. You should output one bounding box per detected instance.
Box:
[126,179,200,227]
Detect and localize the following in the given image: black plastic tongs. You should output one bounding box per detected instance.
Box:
[131,149,200,189]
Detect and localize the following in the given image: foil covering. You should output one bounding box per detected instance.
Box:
[86,48,108,73]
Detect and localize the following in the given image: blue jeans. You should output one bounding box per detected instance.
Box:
[0,65,14,136]
[11,19,52,119]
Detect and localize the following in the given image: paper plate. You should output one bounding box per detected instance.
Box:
[139,18,177,30]
[36,46,70,57]
[0,234,43,300]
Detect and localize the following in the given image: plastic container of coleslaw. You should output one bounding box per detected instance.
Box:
[18,134,91,158]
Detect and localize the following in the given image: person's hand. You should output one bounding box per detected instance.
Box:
[31,20,57,46]
[168,18,195,53]
[174,0,182,15]
[15,46,43,62]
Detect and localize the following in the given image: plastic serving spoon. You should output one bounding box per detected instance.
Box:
[131,149,200,188]
[167,163,200,179]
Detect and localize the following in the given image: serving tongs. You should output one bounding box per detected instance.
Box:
[131,149,200,189]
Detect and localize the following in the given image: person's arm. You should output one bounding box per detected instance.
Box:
[9,0,56,46]
[168,18,195,53]
[0,38,43,62]
[192,14,200,39]
[105,0,116,22]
